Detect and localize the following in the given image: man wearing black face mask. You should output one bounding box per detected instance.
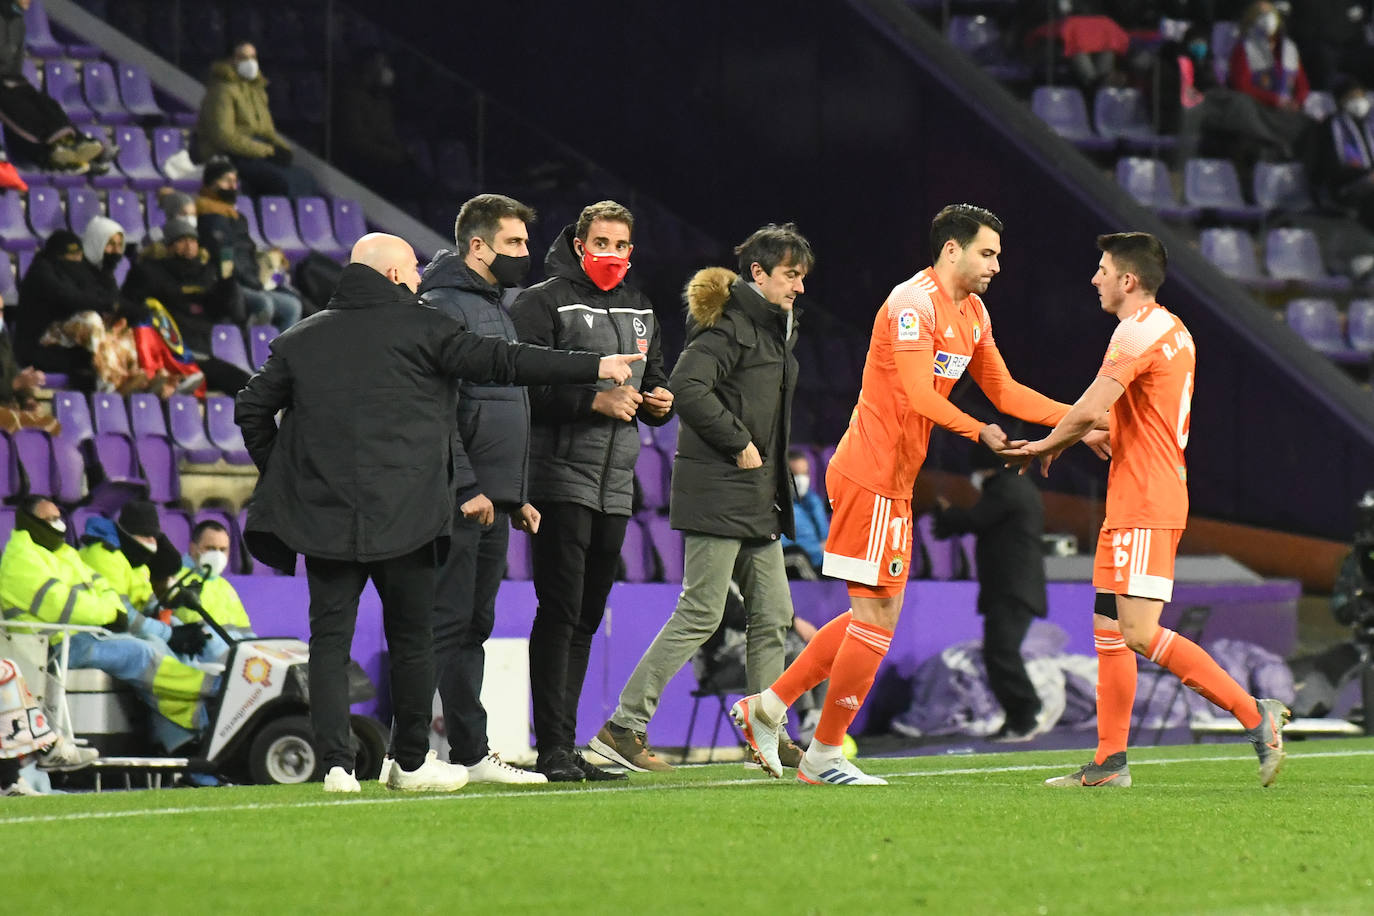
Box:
[399,193,547,785]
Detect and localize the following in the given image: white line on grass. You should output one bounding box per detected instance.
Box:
[2,747,1370,827]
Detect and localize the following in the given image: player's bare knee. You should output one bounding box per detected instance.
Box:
[1119,621,1156,655]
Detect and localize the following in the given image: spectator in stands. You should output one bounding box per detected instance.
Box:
[0,496,218,752]
[1310,77,1374,233]
[933,432,1050,742]
[333,50,420,198]
[179,520,254,637]
[781,448,828,580]
[0,0,111,176]
[412,193,547,786]
[1014,0,1130,90]
[0,656,98,796]
[196,158,303,332]
[147,190,198,246]
[0,293,57,434]
[123,216,252,394]
[591,224,810,776]
[195,41,318,199]
[1288,0,1374,91]
[510,200,674,783]
[1227,2,1315,155]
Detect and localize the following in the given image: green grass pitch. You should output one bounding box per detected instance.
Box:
[5,738,1373,914]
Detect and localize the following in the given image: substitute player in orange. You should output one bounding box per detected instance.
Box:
[1003,231,1289,788]
[730,204,1107,786]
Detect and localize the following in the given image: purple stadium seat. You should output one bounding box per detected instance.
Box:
[93,431,143,483]
[167,394,221,463]
[331,198,367,249]
[1113,157,1200,222]
[106,126,165,191]
[128,393,168,439]
[505,529,531,580]
[1253,161,1315,213]
[43,61,93,123]
[1094,88,1175,153]
[51,390,93,442]
[295,197,346,261]
[209,324,253,374]
[1183,158,1265,222]
[116,63,165,120]
[106,188,146,245]
[1285,298,1365,362]
[257,196,308,261]
[634,446,669,510]
[205,396,252,464]
[81,61,131,124]
[0,253,17,303]
[158,507,192,553]
[50,436,85,505]
[238,197,267,249]
[916,513,959,580]
[645,515,684,582]
[1304,91,1337,121]
[649,414,679,454]
[1265,228,1353,293]
[0,505,16,547]
[66,186,103,234]
[1198,228,1283,292]
[1211,21,1239,84]
[134,435,178,503]
[21,1,62,56]
[0,192,36,252]
[946,15,1029,82]
[620,517,650,583]
[0,433,14,500]
[25,185,63,238]
[249,325,278,369]
[1348,299,1374,353]
[150,128,199,191]
[1030,86,1114,152]
[13,428,54,495]
[91,392,131,436]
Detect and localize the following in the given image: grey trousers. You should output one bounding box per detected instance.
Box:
[611,533,793,733]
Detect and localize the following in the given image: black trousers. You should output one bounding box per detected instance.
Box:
[982,601,1042,731]
[305,543,437,772]
[432,514,508,766]
[0,80,75,163]
[528,501,627,754]
[230,154,321,199]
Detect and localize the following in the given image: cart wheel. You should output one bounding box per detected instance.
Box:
[350,714,390,781]
[247,715,322,785]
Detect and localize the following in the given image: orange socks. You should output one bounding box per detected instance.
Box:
[771,611,852,706]
[1147,628,1261,729]
[1093,629,1136,764]
[813,619,892,747]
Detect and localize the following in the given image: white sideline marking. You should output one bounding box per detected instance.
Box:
[2,748,1371,827]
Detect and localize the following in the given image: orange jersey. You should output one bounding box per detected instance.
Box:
[1098,303,1195,529]
[829,268,1068,498]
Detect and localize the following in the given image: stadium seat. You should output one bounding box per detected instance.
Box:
[0,433,14,501]
[1349,299,1374,353]
[237,197,268,249]
[294,197,347,261]
[1183,158,1265,222]
[210,324,253,374]
[12,428,55,496]
[645,515,684,582]
[144,190,167,237]
[506,529,532,580]
[82,61,132,124]
[107,188,147,245]
[946,15,1030,83]
[1198,228,1283,291]
[1113,157,1200,222]
[1093,87,1176,153]
[205,396,252,465]
[1285,298,1365,362]
[158,507,192,553]
[1264,228,1353,293]
[1030,86,1114,152]
[634,446,669,511]
[150,128,199,191]
[66,186,103,235]
[620,517,651,583]
[0,193,36,252]
[257,196,309,261]
[1210,21,1239,84]
[1252,161,1315,213]
[25,185,64,238]
[128,393,169,440]
[24,1,98,58]
[167,394,222,463]
[0,505,17,546]
[116,63,167,121]
[51,435,86,505]
[43,61,94,123]
[106,125,166,191]
[91,392,132,436]
[51,391,93,442]
[249,325,278,369]
[135,435,179,503]
[1304,91,1337,121]
[331,198,367,249]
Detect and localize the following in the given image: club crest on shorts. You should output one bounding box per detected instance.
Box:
[888,555,904,577]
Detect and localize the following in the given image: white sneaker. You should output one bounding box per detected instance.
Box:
[466,753,548,785]
[2,776,42,796]
[386,755,469,792]
[37,735,100,771]
[323,766,361,793]
[797,753,887,786]
[730,694,783,779]
[377,749,437,785]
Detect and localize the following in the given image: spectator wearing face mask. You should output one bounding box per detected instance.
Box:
[178,520,254,637]
[1226,2,1317,159]
[146,190,198,247]
[781,448,829,580]
[1311,77,1374,233]
[195,41,320,199]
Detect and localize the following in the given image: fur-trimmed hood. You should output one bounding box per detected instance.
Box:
[684,267,737,328]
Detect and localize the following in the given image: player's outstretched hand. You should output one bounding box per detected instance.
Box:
[1083,428,1112,461]
[1001,438,1060,477]
[598,353,644,384]
[978,423,1009,453]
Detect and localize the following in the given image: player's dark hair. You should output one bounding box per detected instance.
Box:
[454,194,536,252]
[930,204,1004,263]
[735,223,815,279]
[191,520,229,543]
[576,200,634,241]
[1097,232,1168,294]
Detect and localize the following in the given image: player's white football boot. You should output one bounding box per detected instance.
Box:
[796,753,887,786]
[730,694,783,778]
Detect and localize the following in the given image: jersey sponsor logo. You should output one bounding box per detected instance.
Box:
[896,308,920,341]
[933,350,971,379]
[633,316,647,336]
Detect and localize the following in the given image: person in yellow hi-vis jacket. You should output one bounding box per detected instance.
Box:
[178,519,254,636]
[0,497,219,751]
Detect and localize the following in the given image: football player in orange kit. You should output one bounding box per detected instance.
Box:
[730,204,1108,785]
[1004,231,1288,788]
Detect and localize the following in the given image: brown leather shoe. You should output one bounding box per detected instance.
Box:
[778,738,804,769]
[589,722,674,773]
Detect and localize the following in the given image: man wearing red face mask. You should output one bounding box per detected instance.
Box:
[510,200,675,782]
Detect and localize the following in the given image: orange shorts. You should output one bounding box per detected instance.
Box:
[821,467,912,599]
[1092,526,1183,601]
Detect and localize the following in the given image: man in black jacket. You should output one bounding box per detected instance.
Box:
[590,224,812,774]
[510,200,674,782]
[412,193,546,785]
[934,428,1049,741]
[235,232,641,794]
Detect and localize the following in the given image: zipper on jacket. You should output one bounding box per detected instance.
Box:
[599,303,628,511]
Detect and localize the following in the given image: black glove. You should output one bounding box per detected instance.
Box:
[268,145,293,166]
[106,610,129,633]
[168,624,209,657]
